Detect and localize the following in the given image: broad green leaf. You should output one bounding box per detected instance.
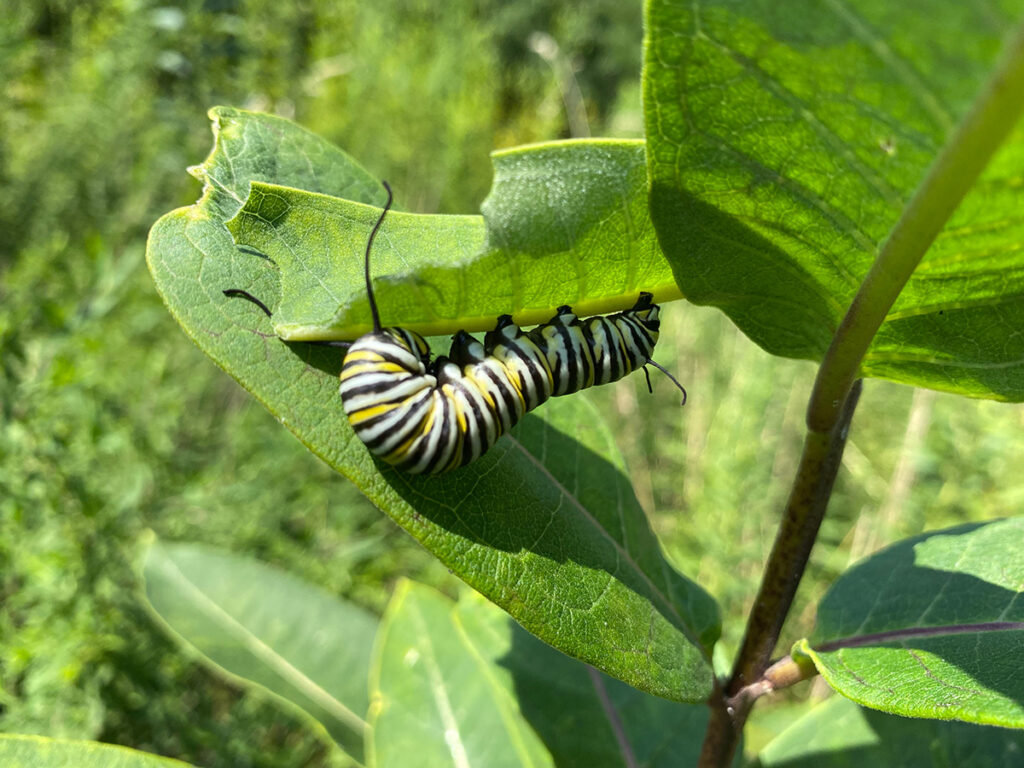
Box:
[139,537,376,761]
[0,735,194,768]
[453,590,720,768]
[795,518,1024,727]
[756,695,1024,767]
[147,108,719,703]
[225,139,677,341]
[369,581,554,768]
[369,582,713,768]
[644,0,1024,401]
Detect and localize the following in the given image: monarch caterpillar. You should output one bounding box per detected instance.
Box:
[225,182,686,474]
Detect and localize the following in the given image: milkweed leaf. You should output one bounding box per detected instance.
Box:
[0,735,195,768]
[756,695,1024,767]
[146,108,719,703]
[370,582,714,768]
[224,140,678,341]
[645,0,1024,401]
[796,518,1024,727]
[139,536,375,762]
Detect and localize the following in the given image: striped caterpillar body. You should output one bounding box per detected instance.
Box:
[225,181,684,475]
[339,295,661,474]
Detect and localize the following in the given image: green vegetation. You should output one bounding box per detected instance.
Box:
[4,0,1024,766]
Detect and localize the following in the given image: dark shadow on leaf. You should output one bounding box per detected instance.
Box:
[649,181,838,362]
[811,522,1024,716]
[498,618,713,768]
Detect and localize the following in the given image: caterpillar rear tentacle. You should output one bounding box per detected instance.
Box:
[225,180,687,475]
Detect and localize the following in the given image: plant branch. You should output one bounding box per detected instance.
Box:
[808,20,1024,432]
[698,380,862,768]
[728,379,861,691]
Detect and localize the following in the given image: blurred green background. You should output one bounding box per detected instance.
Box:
[2,1,1022,765]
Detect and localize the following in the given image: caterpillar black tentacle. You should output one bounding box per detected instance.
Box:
[226,180,686,475]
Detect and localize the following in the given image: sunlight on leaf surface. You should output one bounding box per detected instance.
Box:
[0,735,195,768]
[757,695,1024,767]
[370,582,713,768]
[645,0,1024,400]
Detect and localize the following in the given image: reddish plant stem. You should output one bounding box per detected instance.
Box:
[698,380,862,768]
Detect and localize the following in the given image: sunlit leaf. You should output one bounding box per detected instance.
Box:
[756,695,1024,767]
[645,0,1024,400]
[369,582,712,768]
[225,139,677,341]
[0,735,194,768]
[795,518,1024,727]
[369,581,554,768]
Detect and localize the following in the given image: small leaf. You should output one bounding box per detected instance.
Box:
[796,518,1024,727]
[225,140,677,341]
[0,735,195,768]
[756,695,1024,767]
[369,582,712,768]
[644,0,1024,400]
[140,536,376,760]
[147,108,719,703]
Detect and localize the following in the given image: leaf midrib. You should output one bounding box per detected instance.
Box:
[152,554,368,733]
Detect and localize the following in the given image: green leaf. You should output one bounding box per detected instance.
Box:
[369,582,713,768]
[191,105,385,222]
[0,735,195,768]
[369,581,554,768]
[795,518,1024,727]
[146,108,719,703]
[225,139,677,341]
[139,536,376,761]
[756,695,1024,767]
[644,0,1024,400]
[453,590,720,768]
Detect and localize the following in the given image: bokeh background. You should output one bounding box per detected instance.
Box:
[3,1,1023,765]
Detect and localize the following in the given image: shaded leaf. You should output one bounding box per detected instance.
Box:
[369,581,554,768]
[756,695,1024,767]
[370,582,713,768]
[139,537,375,760]
[0,735,194,768]
[146,109,719,702]
[644,0,1024,400]
[796,518,1024,727]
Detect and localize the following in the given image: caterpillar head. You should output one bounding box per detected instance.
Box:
[632,292,660,332]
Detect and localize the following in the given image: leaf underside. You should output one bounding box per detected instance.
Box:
[225,139,678,341]
[645,0,1024,401]
[146,107,719,703]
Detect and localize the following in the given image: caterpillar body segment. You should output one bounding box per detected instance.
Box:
[339,294,661,474]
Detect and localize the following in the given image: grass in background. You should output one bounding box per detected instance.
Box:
[2,0,1022,765]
